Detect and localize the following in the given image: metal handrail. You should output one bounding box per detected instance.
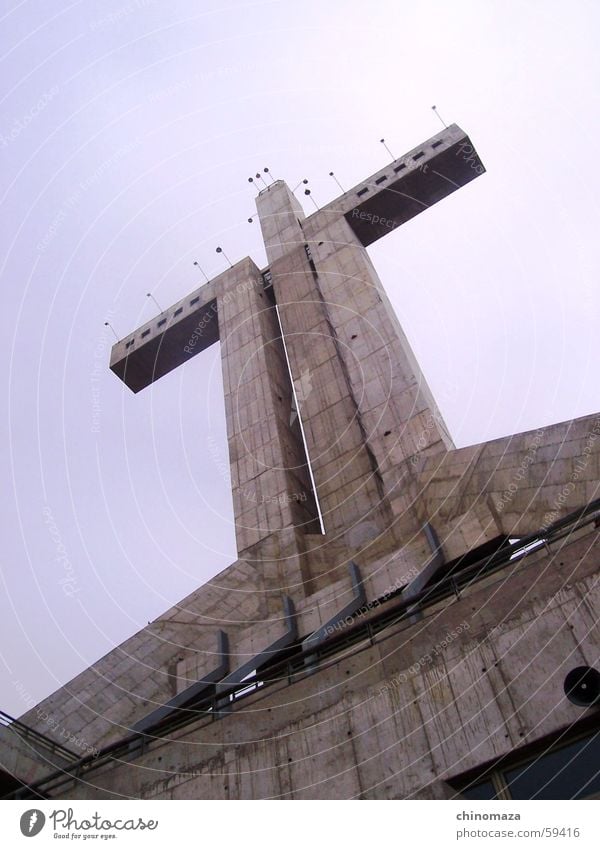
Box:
[0,710,78,762]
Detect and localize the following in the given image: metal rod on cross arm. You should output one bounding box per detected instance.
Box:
[304,187,319,211]
[193,261,209,282]
[329,171,345,192]
[432,105,448,128]
[215,246,233,268]
[380,138,395,160]
[146,293,164,313]
[104,321,118,340]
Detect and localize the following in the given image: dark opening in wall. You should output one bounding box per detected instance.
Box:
[0,769,25,798]
[449,718,600,800]
[423,534,511,589]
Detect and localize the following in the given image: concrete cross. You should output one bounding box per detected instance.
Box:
[110,124,484,592]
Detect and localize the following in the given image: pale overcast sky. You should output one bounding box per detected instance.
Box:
[1,0,598,717]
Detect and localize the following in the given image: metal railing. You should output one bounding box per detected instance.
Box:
[0,710,78,764]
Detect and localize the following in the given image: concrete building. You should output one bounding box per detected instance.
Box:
[2,124,599,800]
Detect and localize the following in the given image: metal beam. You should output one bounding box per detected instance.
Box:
[401,522,445,621]
[302,562,366,664]
[215,596,297,704]
[130,629,229,740]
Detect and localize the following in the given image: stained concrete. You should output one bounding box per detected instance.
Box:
[6,124,599,800]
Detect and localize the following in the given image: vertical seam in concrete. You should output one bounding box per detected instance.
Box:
[485,642,528,744]
[304,246,388,505]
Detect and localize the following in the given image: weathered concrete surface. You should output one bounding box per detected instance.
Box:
[20,526,598,799]
[9,417,599,797]
[7,125,600,799]
[0,723,76,794]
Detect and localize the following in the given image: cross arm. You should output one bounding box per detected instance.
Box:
[109,277,219,393]
[304,123,485,246]
[109,254,269,393]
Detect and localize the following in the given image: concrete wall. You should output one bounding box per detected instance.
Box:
[9,408,599,798]
[412,414,600,560]
[22,525,599,799]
